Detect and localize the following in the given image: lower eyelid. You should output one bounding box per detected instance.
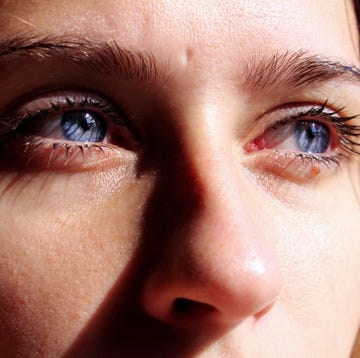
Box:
[0,137,137,172]
[242,149,345,184]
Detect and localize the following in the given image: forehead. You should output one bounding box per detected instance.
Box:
[0,0,358,69]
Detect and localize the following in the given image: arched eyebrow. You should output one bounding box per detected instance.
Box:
[0,34,165,85]
[243,50,360,91]
[1,35,360,91]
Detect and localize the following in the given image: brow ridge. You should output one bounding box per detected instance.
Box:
[1,34,360,92]
[243,50,360,91]
[0,33,163,84]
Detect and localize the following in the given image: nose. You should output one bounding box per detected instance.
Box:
[139,114,282,330]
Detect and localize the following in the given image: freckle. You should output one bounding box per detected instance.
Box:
[70,312,81,322]
[46,257,54,265]
[181,47,194,65]
[186,47,194,61]
[311,165,321,177]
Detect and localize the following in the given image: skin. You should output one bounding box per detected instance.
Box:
[0,0,360,357]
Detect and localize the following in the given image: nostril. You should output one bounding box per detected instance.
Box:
[172,298,216,318]
[173,298,193,313]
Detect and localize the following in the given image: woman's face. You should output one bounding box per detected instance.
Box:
[0,0,359,356]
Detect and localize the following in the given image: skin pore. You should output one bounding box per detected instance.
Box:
[0,0,360,357]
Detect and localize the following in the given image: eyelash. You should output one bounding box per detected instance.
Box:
[0,96,359,177]
[0,94,138,169]
[243,100,360,180]
[277,101,360,155]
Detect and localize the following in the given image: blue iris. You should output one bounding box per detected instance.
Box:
[61,111,107,142]
[295,121,330,153]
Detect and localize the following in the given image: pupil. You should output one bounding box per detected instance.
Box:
[80,114,95,131]
[295,121,330,154]
[61,111,107,142]
[307,126,317,139]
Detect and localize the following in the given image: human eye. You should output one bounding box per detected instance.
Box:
[244,101,360,182]
[0,91,139,170]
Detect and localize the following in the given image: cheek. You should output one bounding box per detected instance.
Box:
[274,174,360,353]
[0,169,150,354]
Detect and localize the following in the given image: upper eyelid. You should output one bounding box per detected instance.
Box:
[31,96,125,122]
[260,101,355,124]
[0,92,140,140]
[258,102,360,156]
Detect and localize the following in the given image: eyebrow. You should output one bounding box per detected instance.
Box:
[0,34,164,85]
[0,34,360,92]
[243,50,360,91]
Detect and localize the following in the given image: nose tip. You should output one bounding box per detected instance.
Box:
[139,225,282,329]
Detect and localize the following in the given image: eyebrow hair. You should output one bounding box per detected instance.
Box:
[243,50,360,91]
[0,34,164,85]
[0,34,360,93]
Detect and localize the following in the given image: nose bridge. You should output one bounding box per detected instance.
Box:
[171,101,258,234]
[148,100,245,227]
[139,102,282,328]
[180,133,255,245]
[175,113,277,301]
